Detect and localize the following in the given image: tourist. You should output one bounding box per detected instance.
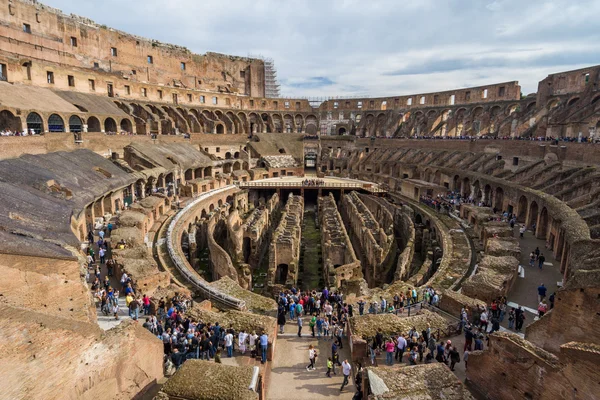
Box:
[335,323,344,348]
[297,314,304,337]
[332,341,342,371]
[538,301,548,318]
[316,316,323,338]
[463,349,470,370]
[239,330,248,354]
[449,347,460,371]
[306,344,317,371]
[323,318,330,339]
[537,283,547,303]
[519,225,526,238]
[225,330,233,357]
[340,359,352,392]
[508,308,516,329]
[538,253,546,269]
[358,299,365,315]
[260,331,268,364]
[277,305,286,334]
[289,300,296,320]
[409,346,418,365]
[529,251,536,267]
[326,357,333,377]
[396,334,407,362]
[385,338,395,365]
[369,340,378,366]
[309,313,317,337]
[515,306,525,332]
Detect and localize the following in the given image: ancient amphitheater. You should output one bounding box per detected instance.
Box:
[1,1,599,399]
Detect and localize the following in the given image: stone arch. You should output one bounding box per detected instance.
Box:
[567,97,580,107]
[26,112,44,134]
[484,184,492,205]
[185,169,193,181]
[204,166,212,178]
[104,117,117,133]
[592,95,600,105]
[276,264,288,284]
[237,112,249,133]
[271,114,283,133]
[225,152,232,160]
[209,204,215,212]
[216,124,225,134]
[86,116,101,133]
[120,118,132,133]
[233,161,241,171]
[201,209,208,219]
[453,175,460,191]
[526,102,537,112]
[338,126,347,135]
[48,114,65,132]
[69,115,83,133]
[547,98,561,109]
[415,213,423,225]
[506,104,519,115]
[283,114,294,133]
[462,177,471,197]
[0,110,23,132]
[218,199,223,208]
[517,195,528,222]
[305,114,318,135]
[223,163,232,174]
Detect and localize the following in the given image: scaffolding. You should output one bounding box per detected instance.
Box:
[263,58,280,98]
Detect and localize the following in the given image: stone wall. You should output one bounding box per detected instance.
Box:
[1,305,163,400]
[318,193,361,288]
[268,194,303,285]
[341,191,394,285]
[0,253,96,323]
[467,333,600,400]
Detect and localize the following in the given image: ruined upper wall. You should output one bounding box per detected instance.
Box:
[536,65,600,106]
[0,0,265,96]
[319,81,521,112]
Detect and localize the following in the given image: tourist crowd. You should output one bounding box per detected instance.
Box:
[302,179,325,186]
[0,129,41,136]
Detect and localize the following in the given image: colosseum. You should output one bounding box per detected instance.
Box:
[1,1,599,399]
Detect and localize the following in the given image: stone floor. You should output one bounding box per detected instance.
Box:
[505,225,563,322]
[266,322,356,400]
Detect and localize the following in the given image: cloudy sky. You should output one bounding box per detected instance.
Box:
[45,0,600,98]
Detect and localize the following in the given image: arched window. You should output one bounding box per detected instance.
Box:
[26,112,43,134]
[69,115,83,133]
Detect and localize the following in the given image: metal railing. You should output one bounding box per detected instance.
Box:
[236,181,386,192]
[166,185,246,310]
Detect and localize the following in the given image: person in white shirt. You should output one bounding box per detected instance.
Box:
[238,330,248,354]
[396,335,407,362]
[306,344,317,371]
[225,332,234,357]
[340,359,352,391]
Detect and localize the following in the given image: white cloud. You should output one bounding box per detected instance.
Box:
[44,0,600,97]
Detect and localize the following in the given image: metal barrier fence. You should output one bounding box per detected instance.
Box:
[237,181,386,192]
[166,185,246,310]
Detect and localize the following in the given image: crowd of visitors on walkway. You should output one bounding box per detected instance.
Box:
[141,293,272,371]
[0,129,41,136]
[302,179,325,186]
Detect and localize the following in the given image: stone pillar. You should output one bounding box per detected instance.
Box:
[188,227,197,259]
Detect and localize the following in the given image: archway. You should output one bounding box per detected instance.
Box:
[204,166,212,178]
[69,115,83,133]
[453,175,460,192]
[48,114,65,132]
[0,110,23,132]
[484,184,492,205]
[104,117,117,133]
[120,118,132,133]
[26,112,44,134]
[216,124,225,134]
[528,201,539,229]
[87,116,101,132]
[517,195,528,222]
[223,163,232,174]
[276,264,288,284]
[338,127,347,135]
[462,177,471,198]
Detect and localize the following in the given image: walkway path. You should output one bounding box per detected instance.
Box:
[505,225,562,326]
[266,322,356,400]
